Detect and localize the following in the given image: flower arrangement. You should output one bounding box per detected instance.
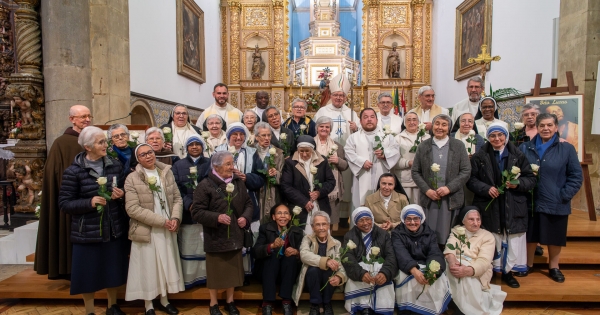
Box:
[373,125,394,153]
[148,175,169,219]
[485,166,521,211]
[409,123,427,153]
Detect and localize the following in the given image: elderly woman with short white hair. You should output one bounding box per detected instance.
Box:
[443,206,506,315]
[243,109,260,146]
[342,207,396,315]
[145,127,179,165]
[202,114,228,157]
[392,205,450,315]
[108,123,137,177]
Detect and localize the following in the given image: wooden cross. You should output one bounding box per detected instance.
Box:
[467,44,501,94]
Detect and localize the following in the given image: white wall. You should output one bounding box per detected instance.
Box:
[431,0,560,108]
[129,0,222,109]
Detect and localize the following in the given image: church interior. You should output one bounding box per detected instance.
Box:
[0,0,600,314]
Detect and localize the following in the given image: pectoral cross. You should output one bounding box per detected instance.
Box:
[467,44,501,95]
[439,153,443,159]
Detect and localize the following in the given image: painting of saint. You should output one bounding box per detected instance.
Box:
[183,5,200,71]
[460,0,485,68]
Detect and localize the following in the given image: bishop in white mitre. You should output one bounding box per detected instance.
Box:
[314,73,358,146]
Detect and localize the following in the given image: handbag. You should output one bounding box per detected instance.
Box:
[207,177,254,247]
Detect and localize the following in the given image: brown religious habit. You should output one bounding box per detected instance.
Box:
[34,127,84,280]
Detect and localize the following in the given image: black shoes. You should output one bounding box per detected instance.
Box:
[145,310,156,315]
[502,272,520,288]
[549,268,565,283]
[362,308,374,315]
[309,304,321,315]
[282,303,294,315]
[535,245,544,256]
[514,266,532,277]
[210,304,223,315]
[156,304,179,315]
[225,301,240,315]
[322,303,334,315]
[262,304,273,315]
[106,305,125,315]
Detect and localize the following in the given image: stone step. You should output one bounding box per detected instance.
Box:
[0,233,16,264]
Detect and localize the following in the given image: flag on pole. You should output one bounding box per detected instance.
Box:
[393,86,400,115]
[400,86,406,117]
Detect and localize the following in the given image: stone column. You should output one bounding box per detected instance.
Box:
[558,0,600,213]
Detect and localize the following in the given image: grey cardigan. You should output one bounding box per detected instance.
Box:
[411,138,471,211]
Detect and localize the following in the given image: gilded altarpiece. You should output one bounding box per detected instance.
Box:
[221,0,431,115]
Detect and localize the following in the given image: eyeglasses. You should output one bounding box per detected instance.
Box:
[404,217,421,223]
[95,139,107,146]
[488,133,506,140]
[274,211,290,216]
[332,93,345,98]
[267,113,280,119]
[111,133,128,139]
[71,114,93,120]
[137,150,155,158]
[379,101,392,105]
[292,106,306,110]
[174,112,188,116]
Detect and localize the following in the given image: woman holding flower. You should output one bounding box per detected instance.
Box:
[392,205,450,315]
[171,135,210,289]
[145,127,179,166]
[160,104,203,159]
[474,97,509,139]
[443,206,506,315]
[467,122,536,288]
[254,122,285,221]
[314,116,349,229]
[191,151,254,315]
[411,114,471,246]
[243,110,260,147]
[58,126,129,315]
[293,211,347,315]
[108,123,138,177]
[280,135,336,227]
[342,207,397,315]
[450,113,485,157]
[202,114,228,157]
[124,143,184,315]
[519,113,583,283]
[394,111,430,205]
[253,204,303,315]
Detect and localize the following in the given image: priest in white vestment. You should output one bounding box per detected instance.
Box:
[196,83,243,128]
[376,92,403,135]
[451,76,483,124]
[345,108,400,216]
[474,97,509,139]
[409,86,448,131]
[314,73,358,146]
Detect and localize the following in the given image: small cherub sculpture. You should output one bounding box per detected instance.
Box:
[14,164,35,205]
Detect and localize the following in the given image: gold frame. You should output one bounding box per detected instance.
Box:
[176,0,206,84]
[454,0,493,81]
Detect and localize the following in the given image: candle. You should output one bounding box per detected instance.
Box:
[353,45,356,59]
[112,176,117,188]
[294,47,297,61]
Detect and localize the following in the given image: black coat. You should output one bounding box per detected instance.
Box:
[270,127,296,156]
[171,154,210,224]
[342,225,397,283]
[467,142,536,234]
[280,155,335,224]
[391,223,445,275]
[253,220,304,260]
[59,153,128,243]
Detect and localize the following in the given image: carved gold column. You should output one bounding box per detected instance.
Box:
[221,4,229,84]
[365,0,379,84]
[229,0,241,85]
[411,0,424,84]
[272,0,284,84]
[423,2,432,84]
[14,0,41,76]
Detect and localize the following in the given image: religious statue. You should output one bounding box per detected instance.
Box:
[12,159,43,212]
[318,67,331,107]
[5,83,45,139]
[386,42,401,78]
[251,45,265,80]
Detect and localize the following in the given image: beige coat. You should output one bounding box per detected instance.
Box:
[364,190,409,229]
[443,225,495,289]
[293,233,348,305]
[125,162,183,243]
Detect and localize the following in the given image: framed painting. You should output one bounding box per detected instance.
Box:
[176,0,206,84]
[454,0,493,81]
[525,95,584,162]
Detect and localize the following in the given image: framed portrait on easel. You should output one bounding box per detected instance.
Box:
[525,94,584,162]
[454,0,493,81]
[176,0,206,84]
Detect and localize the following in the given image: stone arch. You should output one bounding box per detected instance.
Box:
[130,99,155,127]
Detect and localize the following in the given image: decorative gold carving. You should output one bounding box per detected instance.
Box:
[272,0,284,7]
[228,0,241,8]
[221,5,229,84]
[0,7,14,79]
[272,3,284,83]
[381,4,409,28]
[367,5,379,82]
[364,0,380,6]
[424,3,431,84]
[370,91,378,108]
[231,92,239,107]
[11,157,43,212]
[243,93,255,108]
[243,5,271,29]
[14,0,41,75]
[230,3,241,84]
[5,81,44,139]
[273,92,282,107]
[411,3,423,82]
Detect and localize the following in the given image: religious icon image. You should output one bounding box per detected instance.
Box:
[386,42,401,78]
[176,0,205,83]
[183,5,200,71]
[251,45,266,80]
[455,0,493,80]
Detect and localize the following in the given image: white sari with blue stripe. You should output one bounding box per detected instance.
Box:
[394,264,451,315]
[344,251,395,315]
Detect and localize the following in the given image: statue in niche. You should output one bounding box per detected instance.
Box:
[251,45,265,80]
[386,42,401,78]
[12,159,42,212]
[5,84,45,139]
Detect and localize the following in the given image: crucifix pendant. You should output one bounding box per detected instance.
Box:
[439,154,443,159]
[180,147,184,155]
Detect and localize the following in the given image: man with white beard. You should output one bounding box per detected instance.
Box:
[451,76,483,123]
[345,108,400,221]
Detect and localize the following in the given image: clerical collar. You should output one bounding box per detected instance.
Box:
[329,104,344,111]
[433,136,449,147]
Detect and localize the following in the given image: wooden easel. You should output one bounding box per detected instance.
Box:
[531,71,596,221]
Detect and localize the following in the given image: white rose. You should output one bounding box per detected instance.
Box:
[162,127,171,134]
[429,260,441,273]
[147,176,157,185]
[105,131,110,139]
[418,123,426,130]
[455,226,466,236]
[38,191,42,196]
[468,130,476,136]
[226,183,235,193]
[384,125,391,131]
[130,131,139,139]
[430,163,441,172]
[511,166,521,175]
[300,125,307,130]
[346,240,357,250]
[228,146,237,154]
[201,131,210,139]
[280,133,287,140]
[310,166,318,175]
[371,246,381,256]
[35,205,40,212]
[293,206,302,215]
[96,177,107,185]
[514,122,525,130]
[530,164,540,173]
[189,166,197,174]
[331,144,338,151]
[269,147,277,155]
[384,128,392,135]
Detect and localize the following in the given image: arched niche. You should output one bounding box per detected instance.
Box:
[382,33,408,79]
[130,100,155,127]
[245,35,270,80]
